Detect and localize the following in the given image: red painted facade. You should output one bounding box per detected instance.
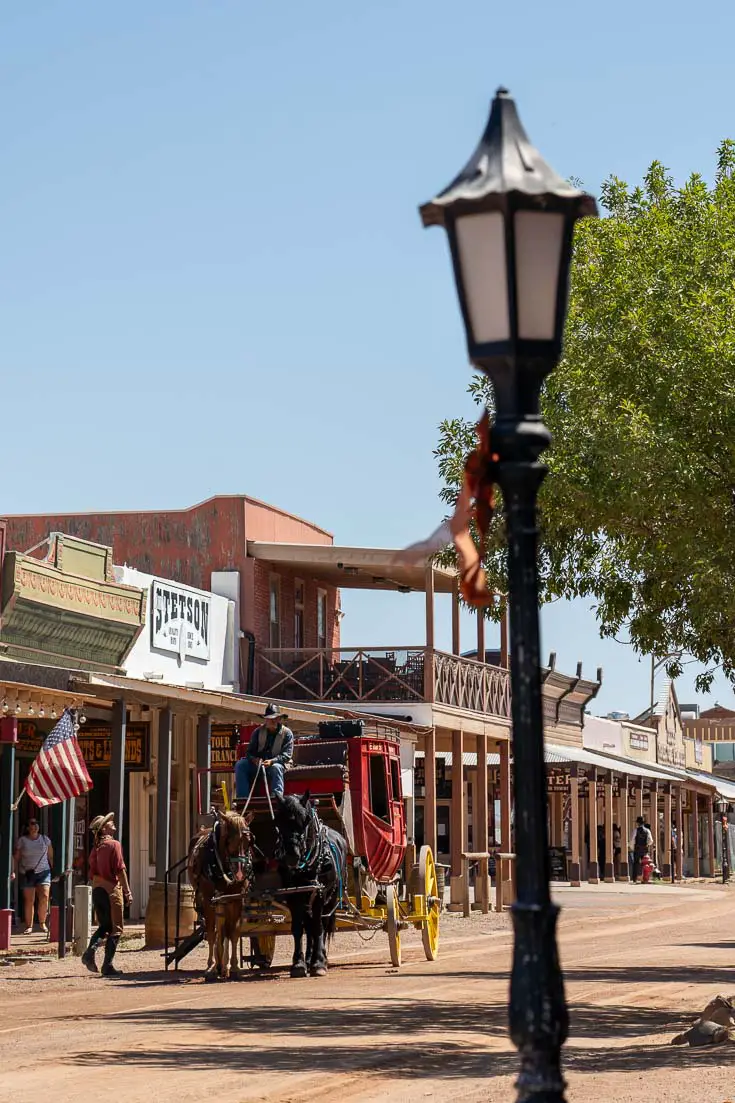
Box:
[3,496,340,668]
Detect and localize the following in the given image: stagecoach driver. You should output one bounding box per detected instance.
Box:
[235,703,294,798]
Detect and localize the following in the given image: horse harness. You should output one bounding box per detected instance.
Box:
[200,819,251,890]
[276,805,344,918]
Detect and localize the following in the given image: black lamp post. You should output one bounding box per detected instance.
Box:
[715,798,730,883]
[420,89,597,1102]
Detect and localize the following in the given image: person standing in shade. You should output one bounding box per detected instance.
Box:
[630,815,653,883]
[81,813,132,976]
[12,819,53,934]
[671,819,679,881]
[235,704,294,798]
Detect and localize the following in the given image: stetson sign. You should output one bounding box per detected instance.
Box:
[151,579,211,660]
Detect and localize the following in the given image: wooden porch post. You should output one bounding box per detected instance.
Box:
[476,609,485,664]
[109,698,127,841]
[588,769,599,883]
[452,577,461,656]
[650,780,659,868]
[604,772,615,882]
[708,797,716,877]
[676,786,684,880]
[552,791,564,848]
[500,604,509,669]
[423,728,437,860]
[570,767,581,887]
[450,729,466,907]
[476,731,490,913]
[196,714,211,819]
[424,563,435,701]
[499,739,512,853]
[663,783,673,881]
[619,775,630,881]
[692,792,701,878]
[155,708,173,883]
[670,789,684,882]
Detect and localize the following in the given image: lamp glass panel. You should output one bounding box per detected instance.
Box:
[514,210,565,340]
[455,212,510,343]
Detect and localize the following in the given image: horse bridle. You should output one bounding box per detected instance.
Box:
[208,812,251,888]
[275,804,323,871]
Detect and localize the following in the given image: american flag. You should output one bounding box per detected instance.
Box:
[24,709,93,807]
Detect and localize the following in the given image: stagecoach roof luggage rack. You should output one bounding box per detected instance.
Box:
[314,719,401,743]
[317,719,364,740]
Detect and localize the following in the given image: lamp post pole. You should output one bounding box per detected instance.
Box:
[494,385,566,1100]
[420,88,597,1102]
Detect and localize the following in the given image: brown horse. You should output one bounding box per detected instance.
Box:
[188,810,252,979]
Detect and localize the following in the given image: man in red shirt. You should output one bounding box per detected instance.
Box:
[81,813,133,976]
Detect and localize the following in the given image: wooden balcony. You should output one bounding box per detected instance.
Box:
[257,647,511,719]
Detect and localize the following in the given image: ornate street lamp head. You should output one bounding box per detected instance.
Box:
[420,88,598,379]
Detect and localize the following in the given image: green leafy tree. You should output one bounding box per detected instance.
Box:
[435,142,735,690]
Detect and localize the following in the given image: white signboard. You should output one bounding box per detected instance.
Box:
[151,580,211,660]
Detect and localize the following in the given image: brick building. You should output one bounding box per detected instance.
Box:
[4,495,341,691]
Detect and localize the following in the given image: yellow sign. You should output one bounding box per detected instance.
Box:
[211,724,239,769]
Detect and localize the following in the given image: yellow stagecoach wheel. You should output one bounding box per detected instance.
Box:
[418,845,440,961]
[253,935,276,969]
[386,883,402,967]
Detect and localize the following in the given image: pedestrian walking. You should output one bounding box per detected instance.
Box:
[671,819,679,881]
[630,816,653,883]
[81,813,132,976]
[12,819,53,934]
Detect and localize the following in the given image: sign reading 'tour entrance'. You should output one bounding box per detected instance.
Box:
[211,724,240,769]
[151,579,211,660]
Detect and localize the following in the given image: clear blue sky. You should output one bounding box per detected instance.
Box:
[3,1,735,715]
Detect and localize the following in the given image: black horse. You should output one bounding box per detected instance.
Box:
[273,792,348,978]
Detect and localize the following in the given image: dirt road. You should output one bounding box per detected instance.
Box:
[1,882,733,1102]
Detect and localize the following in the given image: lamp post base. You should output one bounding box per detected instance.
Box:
[510,902,568,1102]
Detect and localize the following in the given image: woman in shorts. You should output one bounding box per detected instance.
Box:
[13,819,54,934]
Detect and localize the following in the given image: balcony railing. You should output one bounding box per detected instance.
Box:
[257,647,511,719]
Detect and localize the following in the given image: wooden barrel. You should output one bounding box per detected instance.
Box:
[144,881,197,949]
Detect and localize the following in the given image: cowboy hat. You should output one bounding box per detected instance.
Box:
[263,703,287,720]
[89,813,115,835]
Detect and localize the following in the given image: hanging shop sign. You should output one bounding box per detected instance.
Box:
[548,770,570,793]
[16,719,150,770]
[211,724,240,770]
[77,723,150,771]
[16,721,44,757]
[151,579,211,660]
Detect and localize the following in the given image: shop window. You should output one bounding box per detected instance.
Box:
[269,576,281,649]
[317,590,327,650]
[294,579,305,649]
[369,755,390,822]
[390,757,401,802]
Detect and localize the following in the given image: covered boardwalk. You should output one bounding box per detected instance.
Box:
[414,738,731,907]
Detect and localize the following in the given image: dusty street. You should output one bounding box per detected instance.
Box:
[1,882,733,1102]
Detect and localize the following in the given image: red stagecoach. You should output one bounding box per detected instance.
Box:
[234,718,441,969]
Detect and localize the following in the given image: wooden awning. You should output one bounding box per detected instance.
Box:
[246,542,457,594]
